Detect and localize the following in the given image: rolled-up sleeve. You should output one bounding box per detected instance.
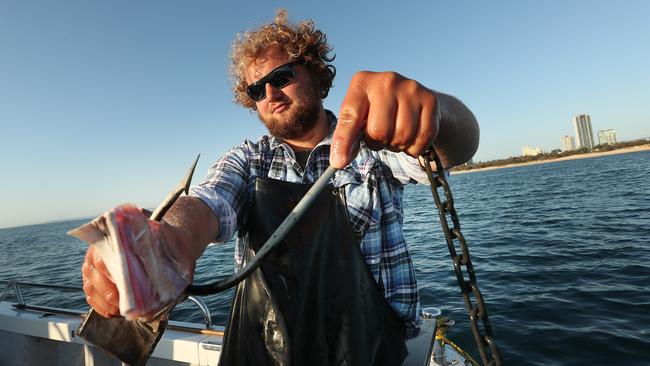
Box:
[189,146,250,243]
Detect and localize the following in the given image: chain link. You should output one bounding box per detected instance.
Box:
[422,148,502,366]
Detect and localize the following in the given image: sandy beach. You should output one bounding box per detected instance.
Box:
[452,144,650,175]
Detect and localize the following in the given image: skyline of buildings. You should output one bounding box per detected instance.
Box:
[523,113,622,157]
[573,113,596,149]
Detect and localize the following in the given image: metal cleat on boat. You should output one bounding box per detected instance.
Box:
[425,307,478,366]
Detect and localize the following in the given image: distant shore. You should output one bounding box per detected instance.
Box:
[452,144,650,175]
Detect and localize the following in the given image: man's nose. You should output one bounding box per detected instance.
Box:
[265,82,284,101]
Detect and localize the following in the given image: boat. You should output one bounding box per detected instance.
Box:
[0,280,477,366]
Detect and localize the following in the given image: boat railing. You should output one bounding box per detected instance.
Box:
[0,279,213,328]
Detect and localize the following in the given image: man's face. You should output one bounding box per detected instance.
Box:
[244,46,321,141]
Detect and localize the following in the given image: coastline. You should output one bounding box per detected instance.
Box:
[452,144,650,175]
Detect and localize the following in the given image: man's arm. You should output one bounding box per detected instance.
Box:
[330,71,479,169]
[160,196,220,275]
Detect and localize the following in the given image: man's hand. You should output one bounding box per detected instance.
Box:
[330,71,440,168]
[76,204,200,320]
[82,246,120,318]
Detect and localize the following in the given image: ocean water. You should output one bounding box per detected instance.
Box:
[1,150,649,365]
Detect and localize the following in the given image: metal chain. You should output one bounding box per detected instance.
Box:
[422,148,502,366]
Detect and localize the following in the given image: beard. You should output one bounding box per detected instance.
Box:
[257,84,322,141]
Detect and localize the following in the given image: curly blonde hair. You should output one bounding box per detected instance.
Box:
[230,9,336,109]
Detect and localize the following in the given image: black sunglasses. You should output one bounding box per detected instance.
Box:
[246,62,297,102]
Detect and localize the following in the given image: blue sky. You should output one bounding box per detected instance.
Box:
[1,0,648,229]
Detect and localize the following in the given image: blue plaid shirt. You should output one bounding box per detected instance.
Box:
[190,111,433,334]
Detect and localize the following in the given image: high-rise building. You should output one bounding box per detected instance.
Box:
[573,114,595,149]
[562,135,575,151]
[598,129,617,145]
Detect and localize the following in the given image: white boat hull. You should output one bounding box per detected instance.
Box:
[0,300,474,366]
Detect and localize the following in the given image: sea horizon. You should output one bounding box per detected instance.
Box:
[3,147,649,230]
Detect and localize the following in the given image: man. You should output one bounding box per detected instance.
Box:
[82,10,479,365]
